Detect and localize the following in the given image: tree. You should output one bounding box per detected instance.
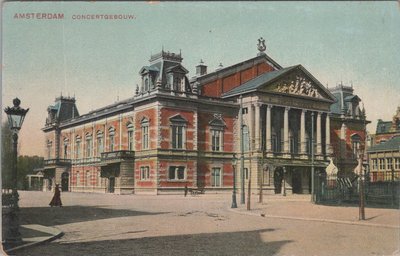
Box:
[2,121,44,190]
[2,121,13,189]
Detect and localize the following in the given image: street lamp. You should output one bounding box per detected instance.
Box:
[3,98,29,245]
[231,153,238,208]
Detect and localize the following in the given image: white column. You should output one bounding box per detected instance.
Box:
[265,105,272,152]
[249,103,254,151]
[300,109,306,154]
[316,112,322,155]
[255,103,261,151]
[284,107,290,153]
[325,113,331,154]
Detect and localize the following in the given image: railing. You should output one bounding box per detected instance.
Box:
[314,172,400,208]
[71,157,101,165]
[101,150,135,161]
[44,158,72,166]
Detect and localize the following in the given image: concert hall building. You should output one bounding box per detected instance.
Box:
[42,39,367,195]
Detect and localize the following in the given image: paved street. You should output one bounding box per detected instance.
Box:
[13,191,400,256]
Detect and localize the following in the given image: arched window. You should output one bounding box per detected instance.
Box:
[108,127,115,152]
[144,78,149,92]
[85,133,93,157]
[351,134,361,159]
[63,138,69,159]
[127,123,134,151]
[75,136,82,158]
[141,118,149,149]
[96,131,104,156]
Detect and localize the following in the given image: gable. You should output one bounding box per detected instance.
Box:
[165,64,188,74]
[260,66,335,102]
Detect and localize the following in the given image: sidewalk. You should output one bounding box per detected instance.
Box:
[3,224,63,254]
[230,194,400,229]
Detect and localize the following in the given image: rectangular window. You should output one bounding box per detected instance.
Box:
[387,158,393,170]
[142,125,149,149]
[211,129,223,151]
[352,141,360,158]
[379,158,385,170]
[64,144,68,158]
[168,166,185,180]
[47,142,52,159]
[140,166,150,180]
[128,130,134,151]
[86,138,92,157]
[172,125,184,149]
[243,126,249,152]
[109,135,115,152]
[372,159,378,170]
[395,158,400,170]
[76,141,81,158]
[97,137,103,156]
[244,168,249,180]
[211,167,221,187]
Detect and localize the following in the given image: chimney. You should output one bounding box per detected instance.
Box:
[196,59,207,76]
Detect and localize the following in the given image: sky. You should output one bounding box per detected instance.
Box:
[2,1,400,156]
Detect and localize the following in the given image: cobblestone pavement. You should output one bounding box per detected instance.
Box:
[12,191,400,256]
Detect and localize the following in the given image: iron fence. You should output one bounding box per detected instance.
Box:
[314,172,400,209]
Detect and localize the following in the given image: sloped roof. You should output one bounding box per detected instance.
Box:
[367,136,400,152]
[376,120,393,134]
[221,66,297,97]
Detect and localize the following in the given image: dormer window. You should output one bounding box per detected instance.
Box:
[144,78,150,92]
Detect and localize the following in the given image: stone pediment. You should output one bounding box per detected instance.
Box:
[222,65,335,102]
[272,74,321,98]
[258,66,335,102]
[265,66,335,101]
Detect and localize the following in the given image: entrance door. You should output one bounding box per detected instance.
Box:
[273,168,283,194]
[61,172,69,192]
[292,169,302,194]
[108,177,115,193]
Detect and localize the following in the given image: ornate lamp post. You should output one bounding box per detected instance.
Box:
[3,98,29,245]
[231,153,238,208]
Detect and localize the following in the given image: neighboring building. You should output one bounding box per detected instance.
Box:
[367,136,400,181]
[43,39,363,195]
[367,107,400,181]
[328,84,369,175]
[371,107,400,145]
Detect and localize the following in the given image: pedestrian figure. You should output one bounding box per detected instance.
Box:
[184,184,188,197]
[49,184,62,207]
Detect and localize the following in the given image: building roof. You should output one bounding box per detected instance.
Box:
[367,136,400,152]
[376,120,393,134]
[221,65,297,97]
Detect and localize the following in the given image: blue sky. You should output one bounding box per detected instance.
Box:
[2,2,400,156]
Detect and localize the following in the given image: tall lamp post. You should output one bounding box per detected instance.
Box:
[231,153,238,208]
[4,98,29,245]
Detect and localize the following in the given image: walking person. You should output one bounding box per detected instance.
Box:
[49,184,62,207]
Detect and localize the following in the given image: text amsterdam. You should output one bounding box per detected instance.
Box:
[14,13,64,19]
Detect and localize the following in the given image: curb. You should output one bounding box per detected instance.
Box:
[228,208,400,229]
[5,225,64,254]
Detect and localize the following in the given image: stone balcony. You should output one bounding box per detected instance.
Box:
[100,150,135,165]
[44,158,72,168]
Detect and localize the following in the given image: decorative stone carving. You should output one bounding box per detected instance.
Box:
[274,75,322,98]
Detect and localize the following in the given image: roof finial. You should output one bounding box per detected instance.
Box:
[257,37,266,55]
